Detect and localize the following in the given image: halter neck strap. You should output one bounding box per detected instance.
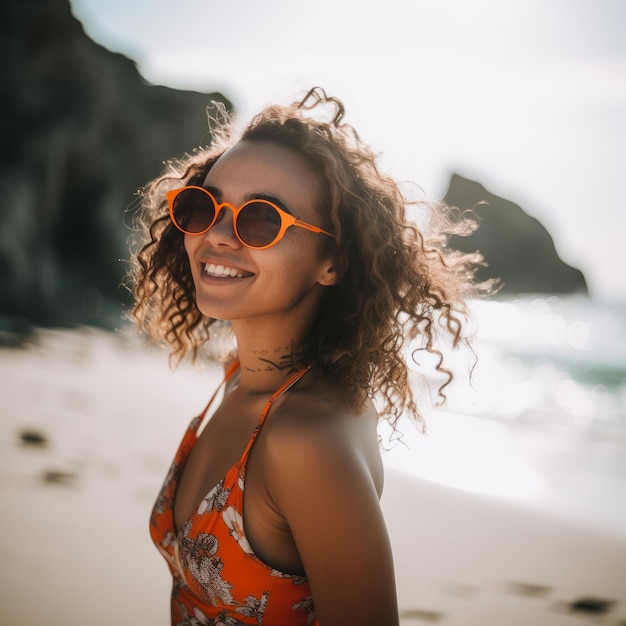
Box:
[239,366,310,464]
[195,361,310,452]
[195,360,240,429]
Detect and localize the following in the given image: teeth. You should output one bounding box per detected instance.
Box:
[204,263,246,278]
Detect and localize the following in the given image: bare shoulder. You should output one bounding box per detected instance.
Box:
[263,375,384,497]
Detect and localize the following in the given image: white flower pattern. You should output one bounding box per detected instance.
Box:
[222,506,254,555]
[197,480,231,516]
[178,521,234,607]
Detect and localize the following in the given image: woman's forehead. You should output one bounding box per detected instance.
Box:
[203,140,322,209]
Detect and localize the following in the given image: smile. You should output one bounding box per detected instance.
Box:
[203,263,251,278]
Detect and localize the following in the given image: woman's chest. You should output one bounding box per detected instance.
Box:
[173,400,263,533]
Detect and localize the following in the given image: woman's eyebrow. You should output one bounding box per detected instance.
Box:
[203,185,295,216]
[248,193,294,215]
[203,184,222,200]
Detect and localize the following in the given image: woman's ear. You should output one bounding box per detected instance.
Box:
[317,250,347,286]
[317,265,338,286]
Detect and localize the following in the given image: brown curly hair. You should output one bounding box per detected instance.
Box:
[129,87,494,430]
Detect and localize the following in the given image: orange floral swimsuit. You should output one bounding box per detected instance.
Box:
[150,362,318,626]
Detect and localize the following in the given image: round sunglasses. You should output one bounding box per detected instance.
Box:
[166,186,336,250]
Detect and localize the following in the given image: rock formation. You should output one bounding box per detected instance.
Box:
[0,0,232,330]
[444,174,588,295]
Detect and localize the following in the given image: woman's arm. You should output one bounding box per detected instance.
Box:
[266,414,399,626]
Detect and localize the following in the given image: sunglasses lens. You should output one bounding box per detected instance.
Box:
[171,188,216,233]
[237,202,282,248]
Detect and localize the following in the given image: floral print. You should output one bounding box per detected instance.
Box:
[178,520,234,607]
[222,506,254,555]
[150,364,318,626]
[197,480,231,516]
[236,593,268,622]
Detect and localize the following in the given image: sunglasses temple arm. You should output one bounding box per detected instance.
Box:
[294,220,335,239]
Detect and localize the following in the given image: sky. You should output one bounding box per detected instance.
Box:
[69,0,626,301]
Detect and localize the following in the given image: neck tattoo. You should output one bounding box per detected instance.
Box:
[246,341,302,374]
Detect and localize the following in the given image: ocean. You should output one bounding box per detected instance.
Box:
[382,294,626,539]
[462,295,626,430]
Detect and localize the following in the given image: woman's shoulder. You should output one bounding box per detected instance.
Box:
[270,373,377,440]
[262,376,384,495]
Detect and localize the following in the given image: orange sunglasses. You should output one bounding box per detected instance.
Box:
[166,186,335,250]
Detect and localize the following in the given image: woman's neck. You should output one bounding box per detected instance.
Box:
[230,321,311,395]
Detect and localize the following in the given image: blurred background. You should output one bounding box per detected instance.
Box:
[1,0,625,624]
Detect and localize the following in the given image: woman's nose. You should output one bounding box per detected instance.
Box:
[205,206,241,247]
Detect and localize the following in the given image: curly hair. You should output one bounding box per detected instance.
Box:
[129,87,494,430]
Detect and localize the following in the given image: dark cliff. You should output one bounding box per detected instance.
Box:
[445,174,588,295]
[0,0,232,330]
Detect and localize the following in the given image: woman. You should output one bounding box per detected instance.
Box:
[130,87,487,626]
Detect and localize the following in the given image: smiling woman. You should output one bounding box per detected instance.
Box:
[128,87,492,626]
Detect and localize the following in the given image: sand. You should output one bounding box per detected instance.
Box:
[1,327,624,625]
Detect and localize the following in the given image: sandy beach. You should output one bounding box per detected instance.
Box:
[1,326,625,626]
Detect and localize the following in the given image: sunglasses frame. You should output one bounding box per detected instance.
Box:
[166,186,335,250]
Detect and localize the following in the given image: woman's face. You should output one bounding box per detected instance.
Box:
[184,139,337,325]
